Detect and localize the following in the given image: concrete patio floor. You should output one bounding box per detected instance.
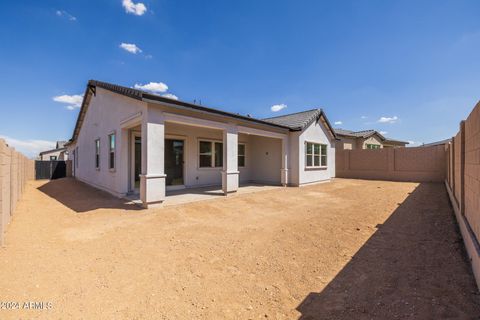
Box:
[126,183,283,207]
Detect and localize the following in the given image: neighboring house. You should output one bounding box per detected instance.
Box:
[39,141,68,160]
[335,129,409,150]
[421,138,452,147]
[65,80,338,207]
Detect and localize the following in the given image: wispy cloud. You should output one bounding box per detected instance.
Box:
[53,94,84,110]
[56,10,77,21]
[379,131,388,135]
[162,93,178,100]
[120,43,142,54]
[122,0,147,16]
[271,104,287,112]
[361,115,368,119]
[0,135,56,158]
[134,82,168,93]
[334,121,343,125]
[377,116,398,124]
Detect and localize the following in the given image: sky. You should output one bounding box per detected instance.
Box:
[1,0,480,157]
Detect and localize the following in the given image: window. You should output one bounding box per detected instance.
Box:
[95,139,100,169]
[238,144,246,167]
[108,133,116,170]
[306,142,327,168]
[75,147,79,168]
[199,140,223,168]
[50,156,57,161]
[366,144,381,149]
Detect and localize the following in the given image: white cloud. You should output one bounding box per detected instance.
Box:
[0,135,56,159]
[122,0,147,16]
[408,141,416,145]
[361,115,368,119]
[379,131,388,135]
[271,104,287,112]
[56,10,77,21]
[377,116,398,124]
[53,94,84,110]
[334,121,343,125]
[162,93,178,100]
[120,43,142,54]
[134,82,168,93]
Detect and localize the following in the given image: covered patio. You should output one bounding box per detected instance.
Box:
[120,103,290,207]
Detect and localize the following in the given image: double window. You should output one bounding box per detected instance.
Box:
[199,140,223,168]
[198,141,247,168]
[306,142,327,167]
[95,139,100,169]
[366,144,381,149]
[108,133,116,170]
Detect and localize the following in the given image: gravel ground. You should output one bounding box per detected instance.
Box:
[0,178,479,319]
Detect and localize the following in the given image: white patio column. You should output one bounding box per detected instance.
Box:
[281,136,289,186]
[222,124,239,195]
[140,108,166,208]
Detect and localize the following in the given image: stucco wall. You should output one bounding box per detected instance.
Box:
[336,137,356,150]
[250,136,282,185]
[40,149,68,161]
[296,119,336,185]
[360,135,383,149]
[68,88,147,196]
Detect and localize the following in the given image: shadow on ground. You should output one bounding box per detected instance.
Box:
[296,183,480,319]
[37,178,141,212]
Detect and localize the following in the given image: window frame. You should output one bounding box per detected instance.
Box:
[305,141,328,169]
[198,139,223,169]
[366,143,381,150]
[238,143,246,168]
[50,155,57,161]
[108,132,116,171]
[95,138,100,170]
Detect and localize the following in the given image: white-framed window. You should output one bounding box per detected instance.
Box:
[95,139,100,169]
[50,156,57,161]
[199,140,223,168]
[238,143,246,167]
[305,142,327,168]
[108,133,116,170]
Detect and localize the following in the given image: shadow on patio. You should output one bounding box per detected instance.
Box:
[37,178,141,213]
[296,182,480,319]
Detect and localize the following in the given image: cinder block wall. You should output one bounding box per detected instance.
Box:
[336,145,446,182]
[446,101,480,289]
[0,139,34,246]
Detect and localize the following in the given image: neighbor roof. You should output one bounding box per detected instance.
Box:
[68,80,337,144]
[335,128,409,145]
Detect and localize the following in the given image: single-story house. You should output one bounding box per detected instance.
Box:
[39,141,69,160]
[66,80,338,207]
[335,129,409,150]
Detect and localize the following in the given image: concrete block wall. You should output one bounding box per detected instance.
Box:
[446,101,480,289]
[0,139,34,246]
[336,145,446,182]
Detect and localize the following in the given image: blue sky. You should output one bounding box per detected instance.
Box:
[1,0,480,157]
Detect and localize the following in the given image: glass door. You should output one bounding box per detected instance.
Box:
[165,139,184,188]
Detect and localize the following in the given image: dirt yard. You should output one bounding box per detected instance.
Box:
[0,178,479,319]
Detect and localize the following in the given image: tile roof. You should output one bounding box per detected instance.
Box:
[262,109,322,131]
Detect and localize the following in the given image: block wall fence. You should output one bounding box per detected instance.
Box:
[336,145,446,182]
[446,101,480,289]
[0,139,35,246]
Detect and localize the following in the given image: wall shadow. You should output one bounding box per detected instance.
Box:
[297,183,480,319]
[37,178,141,213]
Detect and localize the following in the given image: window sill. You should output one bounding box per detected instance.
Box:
[198,167,223,171]
[305,166,328,171]
[109,168,116,173]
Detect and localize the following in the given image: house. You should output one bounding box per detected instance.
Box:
[335,129,409,150]
[65,80,338,207]
[421,138,452,147]
[39,141,69,160]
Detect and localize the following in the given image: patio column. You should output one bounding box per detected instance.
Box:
[140,108,166,208]
[222,124,239,195]
[281,136,289,186]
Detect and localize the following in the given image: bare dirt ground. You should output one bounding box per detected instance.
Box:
[0,178,479,319]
